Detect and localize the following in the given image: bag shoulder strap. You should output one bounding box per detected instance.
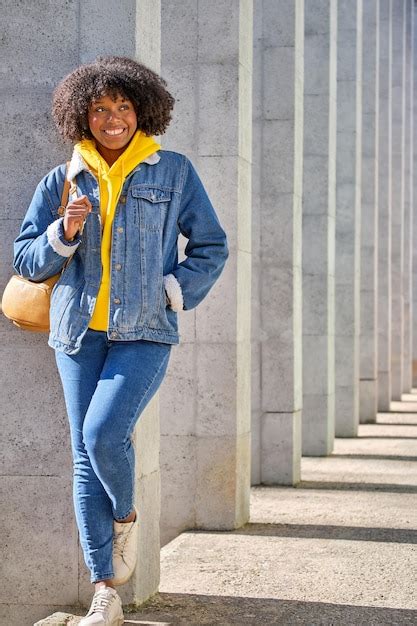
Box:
[58,162,71,215]
[59,162,77,272]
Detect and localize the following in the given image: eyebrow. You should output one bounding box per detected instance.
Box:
[92,97,128,104]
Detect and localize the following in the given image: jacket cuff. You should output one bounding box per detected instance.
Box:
[163,273,184,312]
[46,218,81,258]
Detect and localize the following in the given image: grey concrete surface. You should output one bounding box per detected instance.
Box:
[402,0,414,394]
[302,0,336,457]
[335,0,362,438]
[35,393,417,625]
[258,0,303,485]
[250,0,263,487]
[0,0,82,611]
[160,0,253,536]
[413,1,417,387]
[359,0,378,424]
[391,0,406,400]
[378,0,393,411]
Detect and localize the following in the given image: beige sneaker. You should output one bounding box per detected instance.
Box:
[79,586,124,625]
[112,505,139,586]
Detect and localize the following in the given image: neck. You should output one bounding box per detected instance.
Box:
[96,144,127,167]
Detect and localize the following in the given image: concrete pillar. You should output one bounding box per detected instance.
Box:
[302,0,337,455]
[160,0,253,529]
[377,0,393,411]
[257,0,303,484]
[0,1,163,622]
[402,0,414,393]
[411,3,417,387]
[158,0,202,541]
[335,0,363,437]
[359,1,379,424]
[390,0,406,400]
[251,0,264,484]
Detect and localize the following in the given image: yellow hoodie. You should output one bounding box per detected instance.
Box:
[74,130,161,330]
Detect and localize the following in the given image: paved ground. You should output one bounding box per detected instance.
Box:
[38,395,417,625]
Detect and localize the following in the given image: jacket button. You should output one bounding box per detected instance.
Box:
[110,331,118,339]
[113,297,121,304]
[117,227,124,233]
[120,195,127,204]
[115,263,122,271]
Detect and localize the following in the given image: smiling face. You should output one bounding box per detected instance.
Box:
[87,93,138,165]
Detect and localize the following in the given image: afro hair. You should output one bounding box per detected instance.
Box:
[52,55,175,141]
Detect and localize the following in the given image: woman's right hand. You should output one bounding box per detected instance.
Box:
[63,196,92,241]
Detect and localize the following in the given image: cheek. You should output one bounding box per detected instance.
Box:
[88,114,99,131]
[128,112,138,129]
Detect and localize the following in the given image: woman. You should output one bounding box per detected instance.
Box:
[13,56,229,626]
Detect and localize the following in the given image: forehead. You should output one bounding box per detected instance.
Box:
[90,93,130,105]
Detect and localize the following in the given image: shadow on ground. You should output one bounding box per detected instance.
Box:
[122,592,417,625]
[217,521,417,544]
[296,480,417,493]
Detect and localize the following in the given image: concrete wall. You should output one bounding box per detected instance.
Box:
[335,0,363,437]
[158,0,201,546]
[1,1,162,622]
[302,0,337,456]
[251,0,263,485]
[390,0,406,400]
[160,0,253,536]
[403,0,414,393]
[359,0,379,423]
[377,0,392,410]
[255,0,304,484]
[411,3,417,387]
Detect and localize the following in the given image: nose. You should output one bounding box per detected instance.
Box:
[106,110,121,122]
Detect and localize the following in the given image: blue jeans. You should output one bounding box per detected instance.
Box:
[54,329,172,583]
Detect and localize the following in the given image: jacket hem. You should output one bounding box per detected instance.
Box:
[108,327,180,342]
[49,327,180,354]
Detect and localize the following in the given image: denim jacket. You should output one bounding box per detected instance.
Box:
[13,149,229,354]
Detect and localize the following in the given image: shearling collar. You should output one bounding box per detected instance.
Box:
[67,146,161,181]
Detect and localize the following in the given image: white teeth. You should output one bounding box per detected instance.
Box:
[104,128,125,136]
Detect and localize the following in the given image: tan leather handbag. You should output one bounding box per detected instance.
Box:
[1,164,74,332]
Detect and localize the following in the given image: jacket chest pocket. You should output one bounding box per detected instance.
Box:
[131,187,171,232]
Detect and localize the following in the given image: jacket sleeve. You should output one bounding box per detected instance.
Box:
[163,157,229,311]
[13,166,81,282]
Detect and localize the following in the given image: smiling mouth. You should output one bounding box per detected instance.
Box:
[103,128,127,136]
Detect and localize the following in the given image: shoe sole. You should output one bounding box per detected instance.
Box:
[80,615,124,626]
